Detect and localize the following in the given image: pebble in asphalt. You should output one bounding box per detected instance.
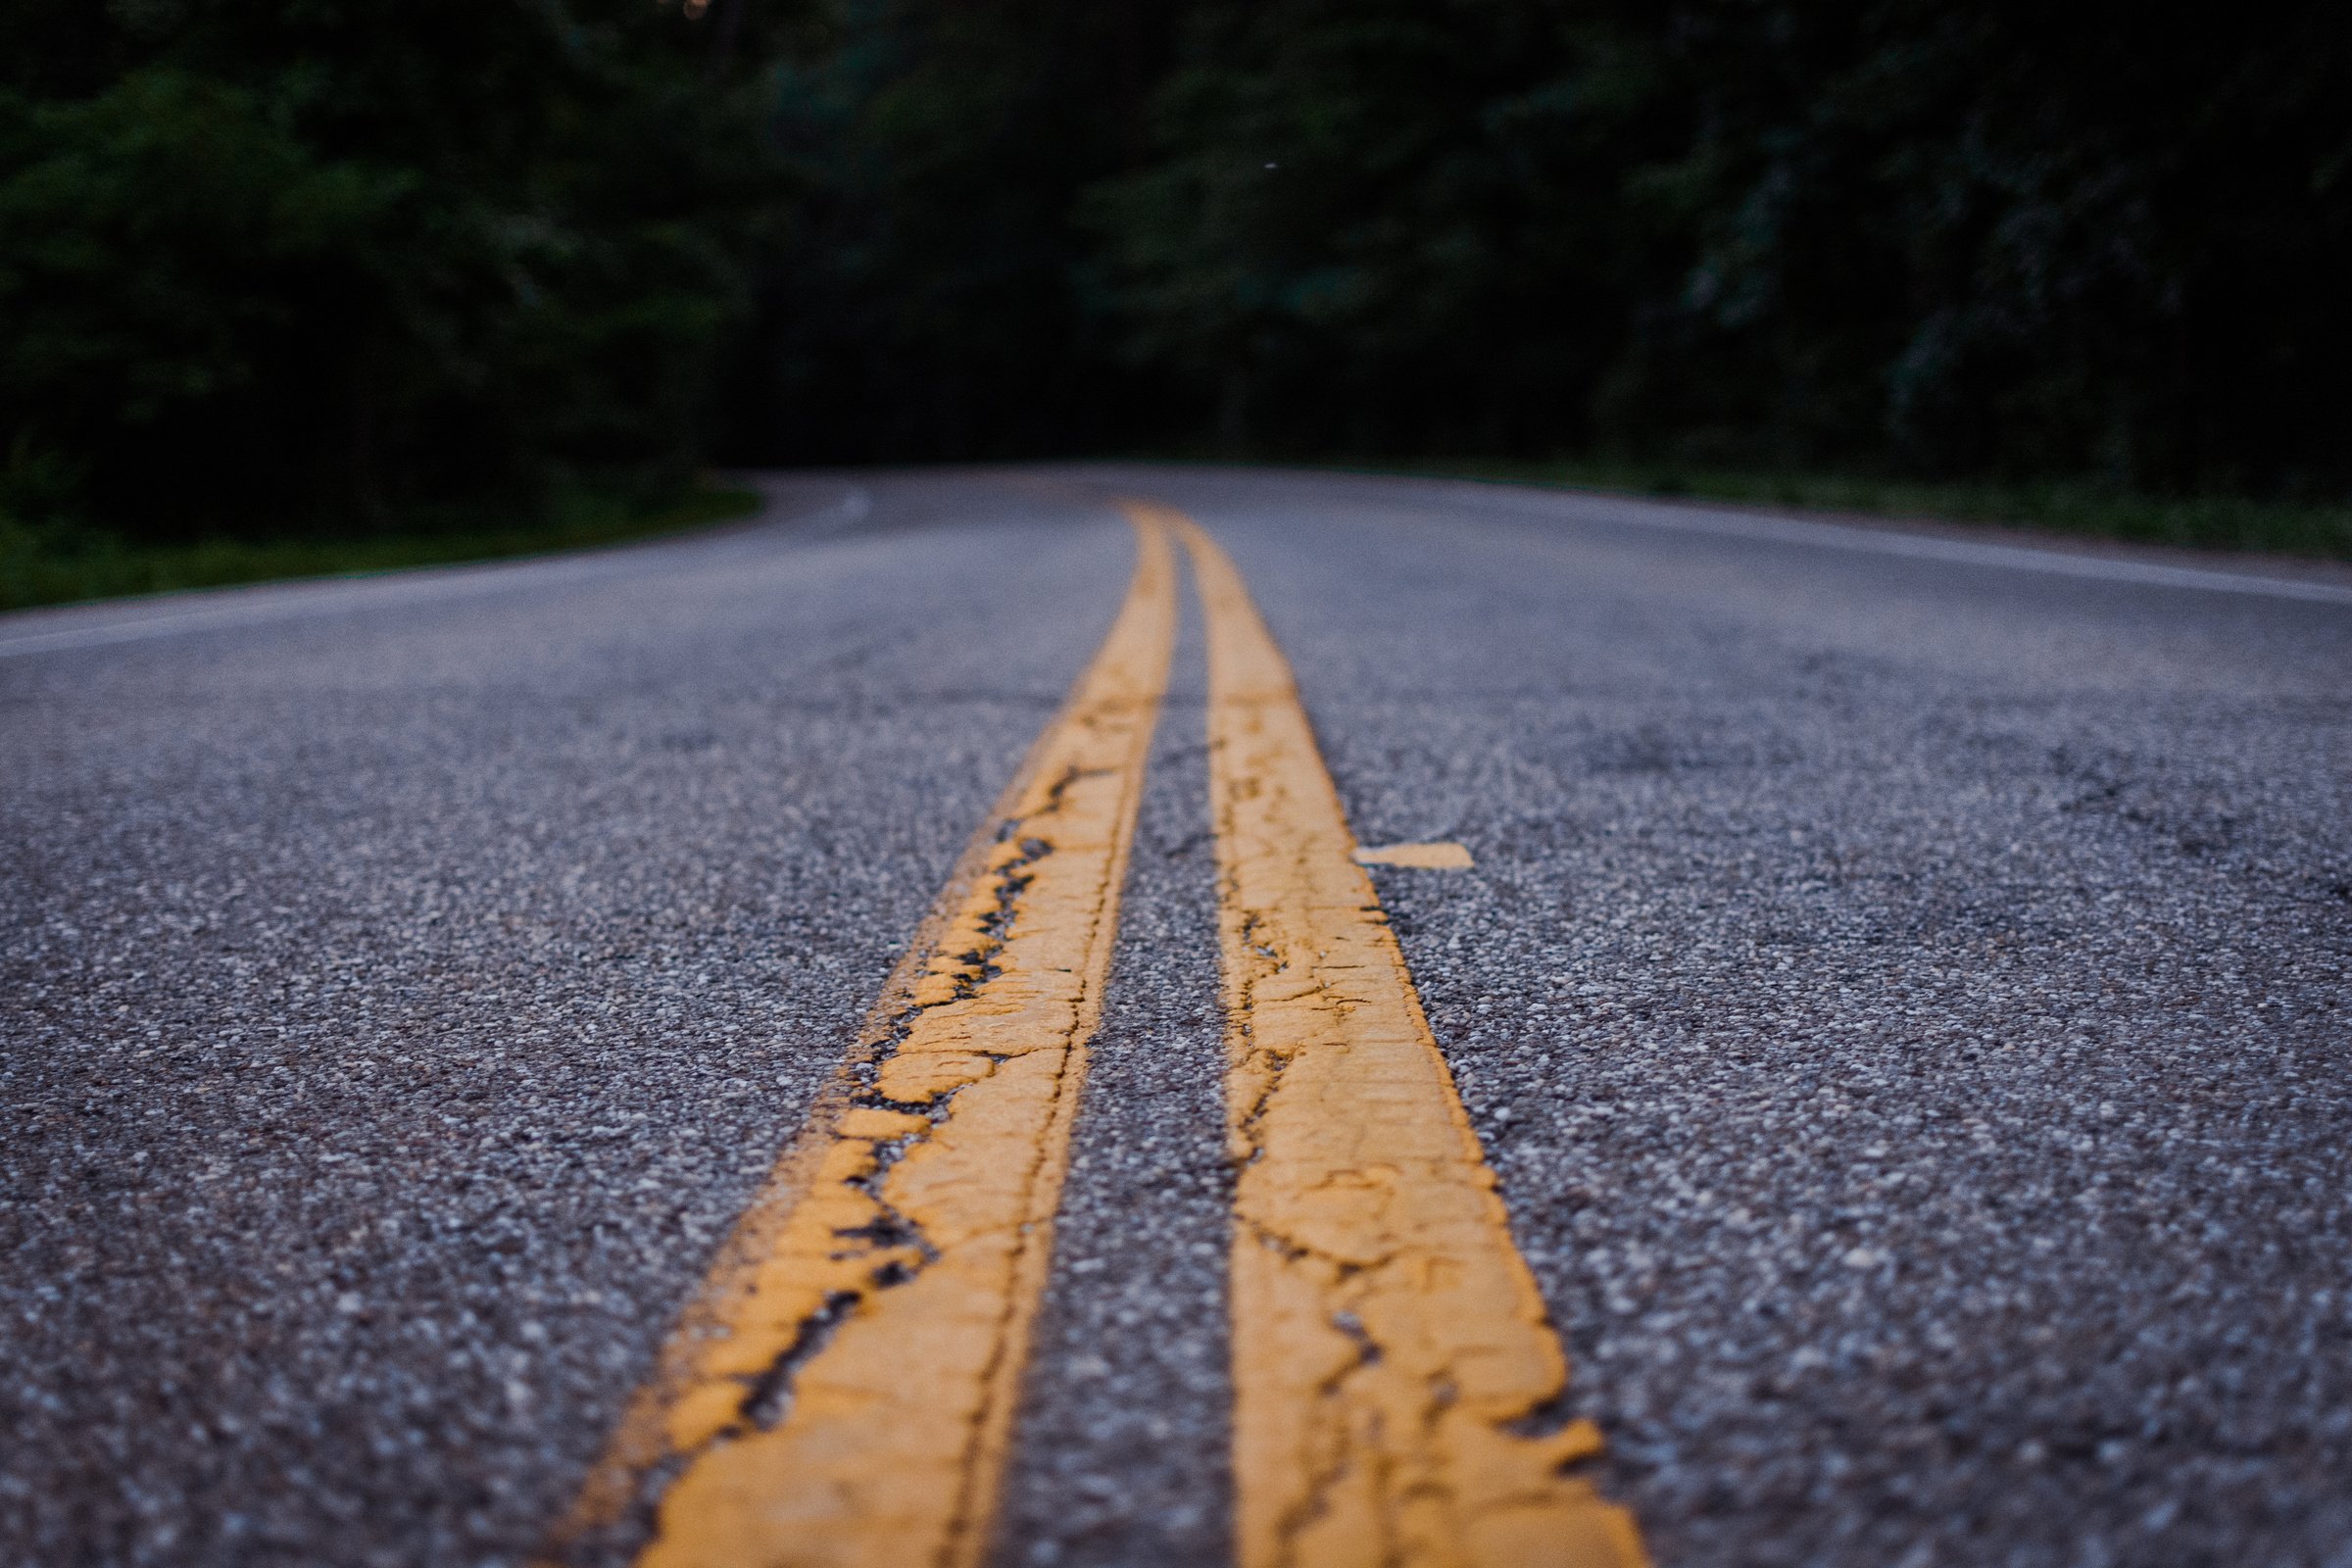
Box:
[4,466,2350,1567]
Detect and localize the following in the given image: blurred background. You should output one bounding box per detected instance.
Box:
[5,0,2348,606]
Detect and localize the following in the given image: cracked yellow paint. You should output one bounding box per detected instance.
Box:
[1145,501,1648,1568]
[1352,842,1476,870]
[547,511,1177,1568]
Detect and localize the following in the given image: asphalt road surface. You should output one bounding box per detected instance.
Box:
[5,466,2349,1568]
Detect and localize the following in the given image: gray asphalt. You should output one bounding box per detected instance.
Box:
[4,466,2348,1567]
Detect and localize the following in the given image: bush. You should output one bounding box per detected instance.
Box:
[0,0,778,543]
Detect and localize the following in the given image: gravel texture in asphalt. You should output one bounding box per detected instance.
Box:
[1,477,1126,1567]
[993,582,1234,1567]
[1109,466,2352,1568]
[5,466,2349,1567]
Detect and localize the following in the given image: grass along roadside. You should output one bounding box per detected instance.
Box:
[0,485,765,612]
[1380,460,2352,564]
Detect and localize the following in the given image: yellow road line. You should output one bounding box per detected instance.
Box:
[548,511,1178,1568]
[1147,501,1647,1568]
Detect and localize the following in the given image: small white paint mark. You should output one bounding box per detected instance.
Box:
[1351,841,1475,869]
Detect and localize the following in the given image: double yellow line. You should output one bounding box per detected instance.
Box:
[546,503,1644,1568]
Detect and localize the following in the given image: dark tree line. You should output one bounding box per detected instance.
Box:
[6,0,2347,543]
[1,0,789,541]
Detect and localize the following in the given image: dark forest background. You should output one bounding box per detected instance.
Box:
[5,0,2349,561]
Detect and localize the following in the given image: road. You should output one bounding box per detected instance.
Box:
[4,466,2349,1568]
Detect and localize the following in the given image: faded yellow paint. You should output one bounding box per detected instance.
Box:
[1352,841,1476,870]
[1144,500,1647,1568]
[548,512,1178,1568]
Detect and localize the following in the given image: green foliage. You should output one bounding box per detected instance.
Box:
[0,484,761,612]
[1083,2,1653,455]
[1583,2,2352,491]
[1075,0,2352,491]
[4,0,2347,571]
[0,0,781,543]
[744,0,2350,501]
[720,0,1180,462]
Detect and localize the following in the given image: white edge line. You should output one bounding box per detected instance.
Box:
[0,484,873,660]
[1427,479,2352,607]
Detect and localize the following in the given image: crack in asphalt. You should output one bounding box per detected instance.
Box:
[668,815,1062,1487]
